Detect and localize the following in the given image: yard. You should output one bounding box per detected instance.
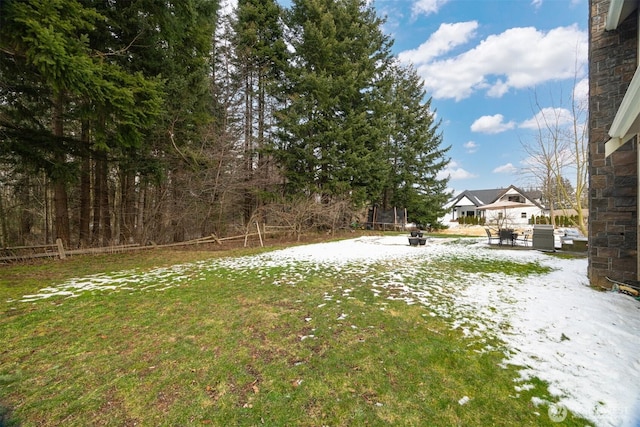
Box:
[1,234,638,426]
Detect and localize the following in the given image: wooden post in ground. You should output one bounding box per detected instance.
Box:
[256,222,263,247]
[56,238,66,259]
[394,207,397,231]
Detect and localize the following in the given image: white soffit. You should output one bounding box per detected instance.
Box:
[606,0,638,30]
[455,196,475,206]
[606,66,640,157]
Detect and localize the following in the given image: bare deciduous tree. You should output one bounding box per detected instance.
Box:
[521,74,588,235]
[260,195,357,241]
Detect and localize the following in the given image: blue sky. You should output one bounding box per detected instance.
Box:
[382,0,588,194]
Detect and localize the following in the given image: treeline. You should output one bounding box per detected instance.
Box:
[0,0,450,248]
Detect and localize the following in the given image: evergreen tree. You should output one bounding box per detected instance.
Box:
[276,0,393,206]
[233,0,287,222]
[377,63,451,227]
[0,0,163,245]
[89,0,218,243]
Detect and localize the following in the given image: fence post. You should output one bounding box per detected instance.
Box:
[256,222,263,247]
[56,238,66,259]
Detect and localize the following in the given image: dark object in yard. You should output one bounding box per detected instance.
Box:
[499,228,516,246]
[410,231,418,237]
[408,237,419,246]
[485,227,500,244]
[418,237,427,245]
[532,224,555,251]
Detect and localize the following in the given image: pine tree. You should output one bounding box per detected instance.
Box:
[276,0,393,206]
[0,0,123,245]
[233,0,287,222]
[90,0,218,243]
[377,63,451,228]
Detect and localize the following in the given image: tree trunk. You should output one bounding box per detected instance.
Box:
[79,119,91,247]
[100,159,112,245]
[120,168,136,244]
[17,178,34,245]
[243,71,255,225]
[92,154,111,246]
[0,185,7,247]
[52,93,70,246]
[92,156,102,245]
[136,181,146,243]
[53,181,70,246]
[44,174,51,244]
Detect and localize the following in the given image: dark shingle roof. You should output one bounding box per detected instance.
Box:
[449,185,543,208]
[449,188,503,207]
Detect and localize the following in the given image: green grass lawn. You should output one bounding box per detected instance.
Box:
[0,241,592,426]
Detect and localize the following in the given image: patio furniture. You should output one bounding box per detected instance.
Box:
[499,228,516,246]
[516,232,531,247]
[485,228,500,245]
[533,225,555,251]
[408,231,427,246]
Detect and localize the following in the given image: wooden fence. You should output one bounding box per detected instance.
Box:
[0,223,295,263]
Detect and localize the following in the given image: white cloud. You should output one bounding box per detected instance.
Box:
[573,77,589,105]
[463,140,478,153]
[519,107,573,129]
[439,160,476,180]
[411,0,451,17]
[470,114,516,134]
[447,168,476,180]
[531,0,543,8]
[401,24,588,101]
[493,163,517,174]
[398,21,478,64]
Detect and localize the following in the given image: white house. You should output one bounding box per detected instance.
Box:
[442,185,548,228]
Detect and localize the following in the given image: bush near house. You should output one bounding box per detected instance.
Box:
[456,216,486,226]
[529,215,582,227]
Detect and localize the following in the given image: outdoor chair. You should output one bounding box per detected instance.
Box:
[516,233,531,247]
[485,228,500,245]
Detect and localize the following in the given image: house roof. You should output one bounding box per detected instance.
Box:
[447,185,544,209]
[605,0,637,31]
[448,188,504,207]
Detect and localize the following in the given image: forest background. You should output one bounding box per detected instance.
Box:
[0,0,451,248]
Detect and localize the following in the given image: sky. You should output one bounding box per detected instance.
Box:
[380,0,588,195]
[16,234,640,426]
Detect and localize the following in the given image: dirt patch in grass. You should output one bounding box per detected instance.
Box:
[435,225,487,236]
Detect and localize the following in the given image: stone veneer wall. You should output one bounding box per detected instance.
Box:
[589,0,638,287]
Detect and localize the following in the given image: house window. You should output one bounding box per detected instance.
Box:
[521,212,527,219]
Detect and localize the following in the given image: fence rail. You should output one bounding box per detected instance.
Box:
[0,223,297,263]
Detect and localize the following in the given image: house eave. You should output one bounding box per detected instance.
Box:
[606,0,638,30]
[606,63,640,157]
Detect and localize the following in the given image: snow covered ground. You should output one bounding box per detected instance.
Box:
[16,235,640,426]
[222,234,640,427]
